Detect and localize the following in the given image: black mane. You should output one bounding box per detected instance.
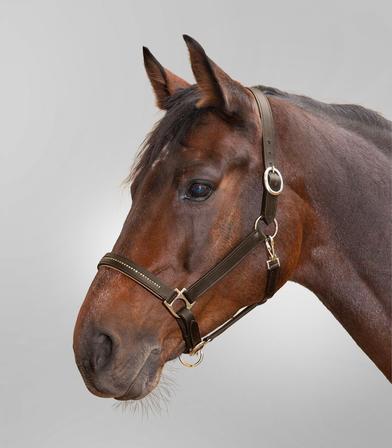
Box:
[130,86,203,183]
[130,85,391,183]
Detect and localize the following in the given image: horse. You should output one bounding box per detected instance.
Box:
[73,35,391,402]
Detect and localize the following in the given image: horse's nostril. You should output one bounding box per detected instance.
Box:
[151,347,161,356]
[91,333,113,372]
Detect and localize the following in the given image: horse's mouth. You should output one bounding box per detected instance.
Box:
[75,348,163,401]
[114,363,162,401]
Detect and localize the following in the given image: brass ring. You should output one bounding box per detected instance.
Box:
[179,350,204,368]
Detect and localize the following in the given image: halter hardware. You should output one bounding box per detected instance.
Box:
[264,166,284,196]
[179,349,204,368]
[97,87,283,368]
[265,236,280,270]
[164,288,194,318]
[254,216,278,239]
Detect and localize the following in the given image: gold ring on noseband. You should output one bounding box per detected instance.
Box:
[179,349,204,368]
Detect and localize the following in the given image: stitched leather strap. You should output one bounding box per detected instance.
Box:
[98,255,202,352]
[98,228,268,353]
[186,229,266,301]
[98,253,173,300]
[99,230,269,312]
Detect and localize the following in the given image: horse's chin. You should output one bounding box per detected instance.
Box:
[114,365,163,401]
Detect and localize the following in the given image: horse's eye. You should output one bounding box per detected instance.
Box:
[185,181,213,201]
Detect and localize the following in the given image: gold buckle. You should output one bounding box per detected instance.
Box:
[164,288,193,318]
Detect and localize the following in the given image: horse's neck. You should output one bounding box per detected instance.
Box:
[271,96,391,379]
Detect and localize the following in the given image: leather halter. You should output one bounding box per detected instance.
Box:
[98,87,283,366]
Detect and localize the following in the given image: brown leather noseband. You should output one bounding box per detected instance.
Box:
[98,87,284,366]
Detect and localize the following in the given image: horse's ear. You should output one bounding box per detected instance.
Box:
[143,47,190,109]
[183,35,247,114]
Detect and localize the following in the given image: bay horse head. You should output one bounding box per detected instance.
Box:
[73,35,392,401]
[73,35,299,400]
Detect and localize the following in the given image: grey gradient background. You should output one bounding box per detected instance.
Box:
[0,1,391,447]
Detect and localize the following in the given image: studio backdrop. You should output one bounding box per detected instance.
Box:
[0,1,391,447]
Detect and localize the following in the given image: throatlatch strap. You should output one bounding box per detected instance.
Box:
[204,303,260,343]
[248,88,281,225]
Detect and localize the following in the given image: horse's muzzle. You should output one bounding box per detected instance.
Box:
[73,324,162,400]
